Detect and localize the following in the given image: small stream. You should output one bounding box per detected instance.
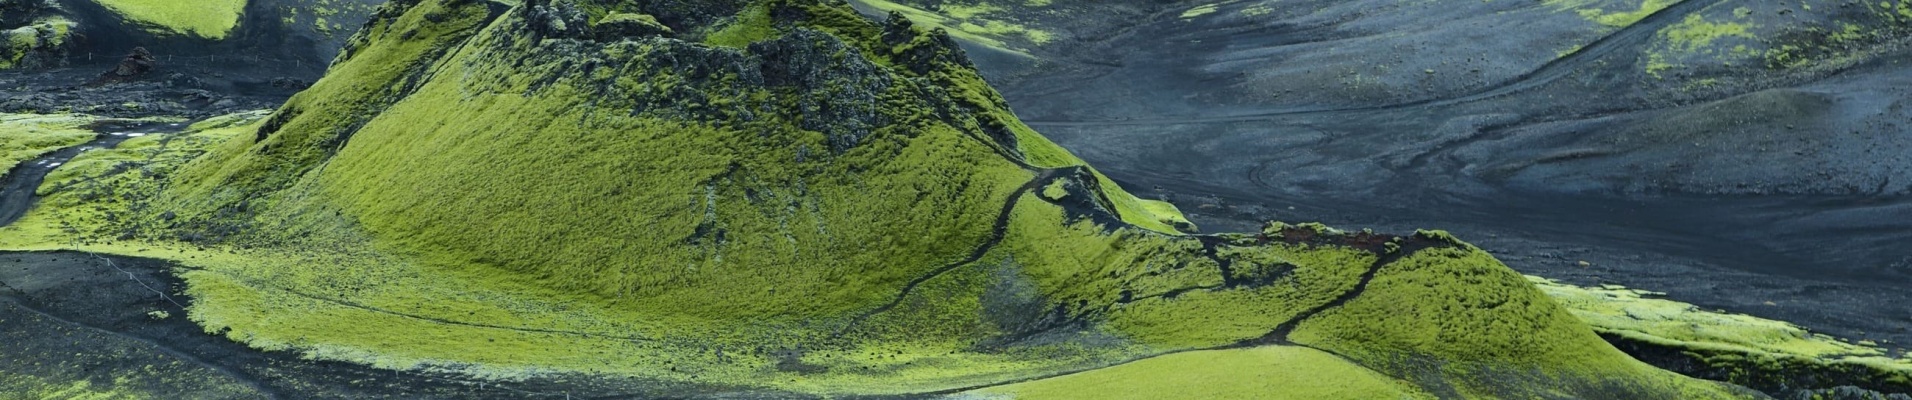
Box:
[0,120,180,227]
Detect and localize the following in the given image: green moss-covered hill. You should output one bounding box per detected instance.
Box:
[0,0,1766,397]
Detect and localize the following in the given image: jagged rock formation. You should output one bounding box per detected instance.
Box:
[0,0,1777,397]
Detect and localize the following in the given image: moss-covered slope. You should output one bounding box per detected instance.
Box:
[88,0,248,39]
[0,0,1760,397]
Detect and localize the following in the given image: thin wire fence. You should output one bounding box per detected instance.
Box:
[77,52,318,69]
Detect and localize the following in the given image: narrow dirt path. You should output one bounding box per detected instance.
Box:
[832,166,1080,338]
[0,127,154,226]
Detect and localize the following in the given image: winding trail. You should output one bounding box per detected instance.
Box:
[0,125,157,226]
[832,166,1080,337]
[907,240,1451,397]
[1020,0,1725,127]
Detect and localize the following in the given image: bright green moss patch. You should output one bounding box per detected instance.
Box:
[971,346,1432,399]
[92,0,248,39]
[1180,3,1219,19]
[1291,247,1613,366]
[0,113,95,179]
[1533,276,1892,360]
[1760,1,1912,71]
[1546,0,1680,28]
[1662,14,1755,52]
[1533,277,1912,392]
[849,0,1051,53]
[1646,13,1755,77]
[0,373,143,400]
[705,4,776,47]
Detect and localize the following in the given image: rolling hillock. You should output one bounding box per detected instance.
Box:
[0,0,1770,397]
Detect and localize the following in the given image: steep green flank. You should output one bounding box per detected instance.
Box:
[91,0,248,39]
[0,0,1756,397]
[970,346,1432,399]
[0,113,95,179]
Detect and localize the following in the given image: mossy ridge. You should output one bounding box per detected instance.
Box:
[89,0,248,39]
[1535,277,1912,395]
[1287,245,1754,399]
[158,0,505,244]
[0,113,95,179]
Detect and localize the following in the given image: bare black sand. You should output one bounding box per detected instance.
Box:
[955,0,1912,351]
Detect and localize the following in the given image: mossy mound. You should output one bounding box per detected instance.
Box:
[1286,242,1752,398]
[0,14,72,69]
[0,0,1757,397]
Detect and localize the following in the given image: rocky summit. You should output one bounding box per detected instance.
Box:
[1,0,1909,399]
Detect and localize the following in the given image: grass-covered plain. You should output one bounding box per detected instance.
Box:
[0,0,1767,397]
[969,346,1431,399]
[0,113,95,179]
[91,0,248,39]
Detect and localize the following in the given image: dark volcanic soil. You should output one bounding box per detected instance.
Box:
[2,0,1910,397]
[0,59,307,119]
[947,0,1912,353]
